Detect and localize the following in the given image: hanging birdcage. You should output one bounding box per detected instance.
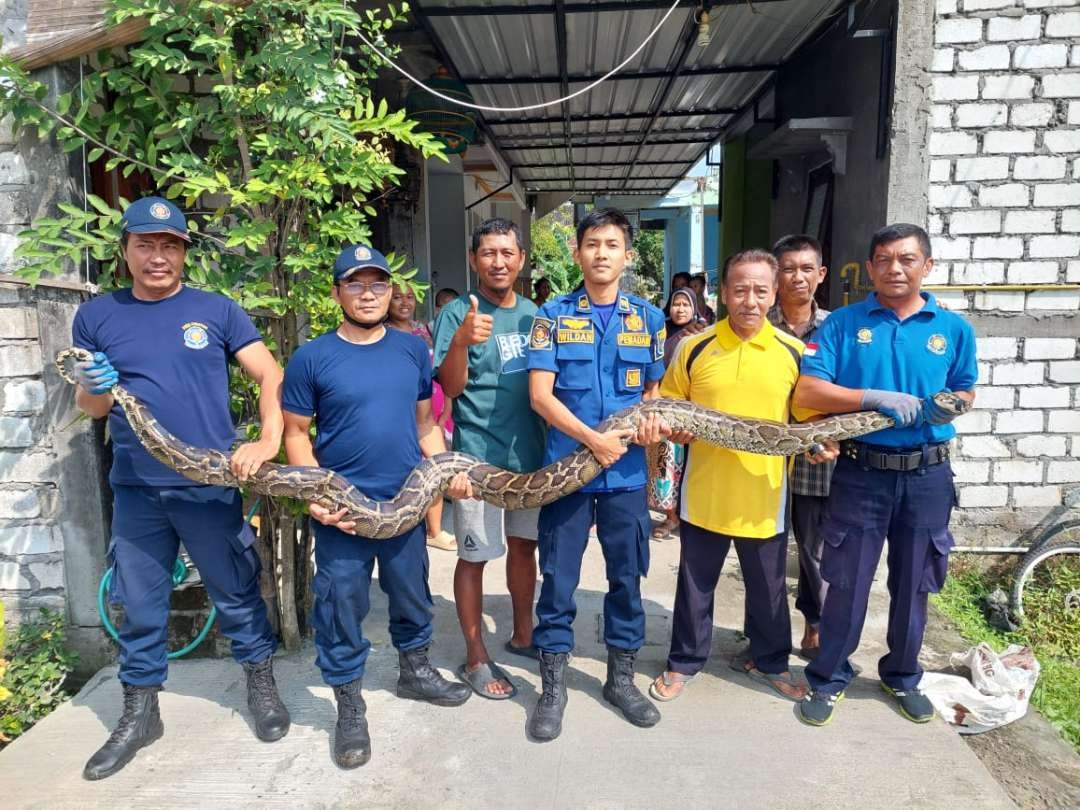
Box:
[404,67,478,155]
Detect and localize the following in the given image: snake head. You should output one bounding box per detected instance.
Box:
[931,390,971,416]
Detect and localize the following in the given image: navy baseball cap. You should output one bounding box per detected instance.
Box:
[333,244,391,283]
[121,197,191,242]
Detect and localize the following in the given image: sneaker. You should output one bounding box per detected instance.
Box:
[426,530,457,552]
[798,690,844,726]
[881,684,934,723]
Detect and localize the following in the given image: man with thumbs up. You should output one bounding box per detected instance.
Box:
[432,218,547,701]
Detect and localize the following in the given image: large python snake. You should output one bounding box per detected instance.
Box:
[56,347,968,539]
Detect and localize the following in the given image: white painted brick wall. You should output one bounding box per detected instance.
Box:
[961,435,1012,456]
[1014,155,1066,178]
[954,261,1005,283]
[983,130,1038,152]
[1049,410,1080,432]
[1024,338,1076,359]
[1049,360,1080,381]
[959,486,1009,507]
[1012,486,1062,506]
[1046,11,1080,36]
[994,460,1044,482]
[1017,435,1069,456]
[979,183,1031,206]
[1013,42,1069,67]
[976,337,1018,359]
[992,362,1045,384]
[996,409,1045,432]
[1003,211,1056,232]
[1010,101,1055,125]
[1044,129,1080,151]
[987,15,1043,41]
[938,18,984,43]
[951,210,1003,233]
[1018,386,1071,407]
[1042,73,1080,96]
[955,156,1010,179]
[982,74,1036,98]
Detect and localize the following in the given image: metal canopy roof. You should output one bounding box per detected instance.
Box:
[403,0,846,199]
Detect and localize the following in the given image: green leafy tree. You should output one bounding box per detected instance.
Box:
[529,205,581,294]
[0,0,446,647]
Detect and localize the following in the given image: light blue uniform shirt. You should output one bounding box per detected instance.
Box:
[799,292,977,448]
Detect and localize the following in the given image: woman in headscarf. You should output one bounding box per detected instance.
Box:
[649,287,703,538]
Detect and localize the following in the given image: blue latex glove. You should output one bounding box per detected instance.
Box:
[922,391,958,426]
[861,388,922,428]
[73,351,118,395]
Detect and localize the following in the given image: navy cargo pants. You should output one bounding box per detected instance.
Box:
[108,485,277,686]
[533,488,652,653]
[806,453,955,695]
[311,522,433,686]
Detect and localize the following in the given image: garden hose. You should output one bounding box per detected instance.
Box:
[96,501,261,659]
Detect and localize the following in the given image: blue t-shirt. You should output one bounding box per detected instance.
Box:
[72,286,262,487]
[593,302,616,331]
[800,292,978,447]
[282,329,432,501]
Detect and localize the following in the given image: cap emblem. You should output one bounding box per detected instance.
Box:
[354,246,372,262]
[149,202,171,220]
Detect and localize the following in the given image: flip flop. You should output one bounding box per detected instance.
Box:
[648,671,695,702]
[504,639,540,661]
[729,651,807,702]
[456,661,517,700]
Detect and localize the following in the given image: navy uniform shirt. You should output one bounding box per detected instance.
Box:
[800,292,978,448]
[72,286,261,487]
[526,290,666,492]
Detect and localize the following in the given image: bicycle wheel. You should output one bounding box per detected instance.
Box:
[1010,525,1080,622]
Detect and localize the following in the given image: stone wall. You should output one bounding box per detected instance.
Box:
[0,37,112,664]
[929,0,1080,542]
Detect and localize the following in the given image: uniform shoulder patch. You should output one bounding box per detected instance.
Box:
[529,316,555,350]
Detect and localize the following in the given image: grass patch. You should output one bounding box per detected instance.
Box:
[932,555,1080,751]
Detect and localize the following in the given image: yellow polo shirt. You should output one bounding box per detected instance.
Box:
[660,318,812,539]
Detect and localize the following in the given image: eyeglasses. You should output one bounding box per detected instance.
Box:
[339,280,390,296]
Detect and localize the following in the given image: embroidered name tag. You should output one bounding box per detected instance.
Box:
[617,332,651,347]
[557,315,594,344]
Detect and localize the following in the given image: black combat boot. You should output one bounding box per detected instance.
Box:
[602,646,661,728]
[332,679,372,769]
[243,657,291,742]
[397,645,471,706]
[527,650,569,742]
[83,683,165,780]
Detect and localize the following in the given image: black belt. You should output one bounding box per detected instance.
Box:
[841,441,949,472]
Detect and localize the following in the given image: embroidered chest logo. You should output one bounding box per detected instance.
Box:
[856,327,873,345]
[624,367,642,389]
[557,315,594,344]
[183,321,209,350]
[618,308,650,347]
[529,317,554,350]
[927,334,947,355]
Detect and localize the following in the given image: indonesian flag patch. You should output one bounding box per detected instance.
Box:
[804,342,818,357]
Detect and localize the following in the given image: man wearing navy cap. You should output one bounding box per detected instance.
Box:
[72,197,290,780]
[793,223,976,727]
[282,244,473,769]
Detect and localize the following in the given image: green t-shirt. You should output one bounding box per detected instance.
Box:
[432,293,545,473]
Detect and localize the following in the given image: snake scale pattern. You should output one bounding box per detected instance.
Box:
[57,347,968,539]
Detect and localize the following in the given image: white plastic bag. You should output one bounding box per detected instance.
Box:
[919,643,1040,734]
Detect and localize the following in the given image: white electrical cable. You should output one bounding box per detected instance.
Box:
[355,0,686,113]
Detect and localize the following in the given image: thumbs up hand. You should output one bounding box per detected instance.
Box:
[453,294,494,347]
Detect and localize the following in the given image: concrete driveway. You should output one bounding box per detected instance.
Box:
[1,527,1013,809]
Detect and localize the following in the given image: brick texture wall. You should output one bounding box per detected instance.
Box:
[931,0,1080,538]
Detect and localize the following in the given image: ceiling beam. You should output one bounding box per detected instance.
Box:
[498,130,719,148]
[515,160,686,168]
[462,63,779,86]
[419,0,788,17]
[523,174,684,182]
[485,108,737,126]
[618,6,701,189]
[553,0,575,191]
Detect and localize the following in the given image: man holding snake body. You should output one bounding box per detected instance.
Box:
[281,244,473,769]
[71,197,290,780]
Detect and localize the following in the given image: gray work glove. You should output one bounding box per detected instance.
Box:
[861,388,922,428]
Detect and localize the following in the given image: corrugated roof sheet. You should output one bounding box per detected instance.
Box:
[412,0,846,196]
